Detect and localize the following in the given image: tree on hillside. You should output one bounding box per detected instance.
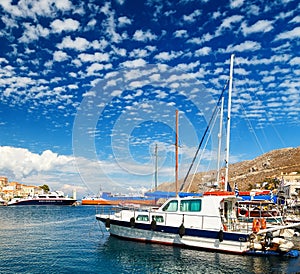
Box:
[39,184,50,193]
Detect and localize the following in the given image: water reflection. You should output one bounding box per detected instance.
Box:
[0,206,299,274]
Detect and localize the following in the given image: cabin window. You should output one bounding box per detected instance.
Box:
[136,215,149,221]
[162,200,178,212]
[180,199,202,212]
[153,215,164,223]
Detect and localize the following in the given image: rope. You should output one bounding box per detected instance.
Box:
[180,80,229,191]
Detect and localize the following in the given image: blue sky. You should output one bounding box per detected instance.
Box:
[0,0,299,198]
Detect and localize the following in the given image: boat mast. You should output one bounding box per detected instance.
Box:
[175,109,179,196]
[155,143,158,191]
[216,97,224,186]
[224,54,234,191]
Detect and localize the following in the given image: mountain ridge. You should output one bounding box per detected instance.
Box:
[156,146,300,193]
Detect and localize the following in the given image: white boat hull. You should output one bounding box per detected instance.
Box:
[108,224,248,254]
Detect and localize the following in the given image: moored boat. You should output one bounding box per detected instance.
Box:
[7,191,77,206]
[81,192,156,206]
[96,192,300,256]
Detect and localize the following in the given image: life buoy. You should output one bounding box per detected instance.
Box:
[179,224,185,237]
[252,218,260,233]
[260,218,267,229]
[223,224,228,231]
[105,218,110,228]
[130,217,135,228]
[151,220,157,231]
[238,207,248,216]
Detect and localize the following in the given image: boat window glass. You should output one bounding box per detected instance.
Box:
[136,215,149,222]
[153,215,164,223]
[162,200,178,212]
[180,199,201,212]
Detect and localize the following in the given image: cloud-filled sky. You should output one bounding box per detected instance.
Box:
[0,0,299,197]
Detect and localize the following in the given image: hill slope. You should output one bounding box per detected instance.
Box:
[156,146,300,193]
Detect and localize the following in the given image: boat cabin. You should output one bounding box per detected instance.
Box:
[151,195,239,231]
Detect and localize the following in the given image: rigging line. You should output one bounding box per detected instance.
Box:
[187,103,220,192]
[180,80,229,192]
[234,57,286,150]
[233,80,265,155]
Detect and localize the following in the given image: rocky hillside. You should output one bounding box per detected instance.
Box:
[156,146,300,193]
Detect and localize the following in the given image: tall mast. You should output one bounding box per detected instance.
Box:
[155,143,158,191]
[224,54,234,191]
[216,96,224,186]
[175,109,179,196]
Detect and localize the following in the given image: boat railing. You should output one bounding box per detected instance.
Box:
[95,205,123,216]
[96,205,271,233]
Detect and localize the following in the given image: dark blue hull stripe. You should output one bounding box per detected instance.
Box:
[9,200,76,206]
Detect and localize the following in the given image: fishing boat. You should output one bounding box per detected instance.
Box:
[7,191,77,206]
[96,192,300,256]
[95,55,300,256]
[81,191,156,206]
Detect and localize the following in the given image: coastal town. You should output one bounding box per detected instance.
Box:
[0,176,47,202]
[0,176,77,206]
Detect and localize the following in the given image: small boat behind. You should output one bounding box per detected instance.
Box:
[81,191,156,206]
[7,191,77,206]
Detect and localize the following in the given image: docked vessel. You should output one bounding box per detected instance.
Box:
[96,192,299,256]
[82,191,156,206]
[7,191,76,206]
[95,55,300,257]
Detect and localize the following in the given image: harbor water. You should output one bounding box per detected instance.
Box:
[0,206,300,274]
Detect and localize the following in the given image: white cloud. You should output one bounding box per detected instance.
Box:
[0,0,72,19]
[129,48,148,58]
[118,16,132,27]
[154,51,182,61]
[86,63,105,75]
[78,52,110,63]
[57,36,90,51]
[225,40,261,52]
[173,30,188,38]
[217,15,244,34]
[290,15,300,24]
[289,57,300,66]
[19,23,50,43]
[195,47,212,56]
[86,19,97,29]
[186,37,202,44]
[51,18,80,33]
[183,9,201,23]
[0,146,72,179]
[121,58,147,68]
[230,0,244,9]
[275,26,300,40]
[53,50,68,62]
[132,29,157,42]
[241,20,273,36]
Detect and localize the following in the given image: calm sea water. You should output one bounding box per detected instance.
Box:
[0,205,300,274]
